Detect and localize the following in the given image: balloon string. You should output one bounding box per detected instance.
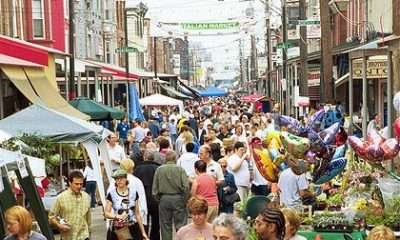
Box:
[340,149,355,196]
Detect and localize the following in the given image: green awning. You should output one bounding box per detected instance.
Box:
[69,96,125,120]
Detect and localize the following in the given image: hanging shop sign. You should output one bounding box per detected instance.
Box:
[181,22,240,30]
[352,59,387,79]
[308,66,321,87]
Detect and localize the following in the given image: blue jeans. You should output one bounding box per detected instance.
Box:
[85,181,97,208]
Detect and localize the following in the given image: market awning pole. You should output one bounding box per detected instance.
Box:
[362,52,368,139]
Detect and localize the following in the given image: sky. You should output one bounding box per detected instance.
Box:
[138,0,283,81]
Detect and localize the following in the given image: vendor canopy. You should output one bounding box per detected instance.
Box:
[139,93,184,113]
[69,96,125,121]
[200,86,227,97]
[0,104,107,143]
[241,93,263,102]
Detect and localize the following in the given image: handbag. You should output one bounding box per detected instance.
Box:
[114,225,132,240]
[224,192,241,204]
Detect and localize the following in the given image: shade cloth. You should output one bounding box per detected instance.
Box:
[69,96,125,120]
[200,86,227,97]
[129,83,145,122]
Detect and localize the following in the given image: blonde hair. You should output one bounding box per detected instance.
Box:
[182,131,193,144]
[366,225,396,240]
[187,196,208,214]
[5,206,32,234]
[120,158,135,172]
[281,208,301,233]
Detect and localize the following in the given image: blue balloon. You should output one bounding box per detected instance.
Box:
[314,157,347,184]
[332,145,347,159]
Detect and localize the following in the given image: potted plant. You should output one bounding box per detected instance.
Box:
[326,194,343,211]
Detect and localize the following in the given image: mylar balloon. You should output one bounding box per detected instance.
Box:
[279,115,305,135]
[348,136,369,160]
[252,148,279,182]
[319,122,340,146]
[332,144,346,159]
[280,131,311,158]
[314,157,347,184]
[286,155,310,175]
[381,138,399,160]
[334,126,348,146]
[306,109,325,132]
[394,117,400,139]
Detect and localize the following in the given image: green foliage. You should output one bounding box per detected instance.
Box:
[0,133,62,175]
[326,193,343,207]
[384,195,400,214]
[247,223,258,240]
[313,212,354,228]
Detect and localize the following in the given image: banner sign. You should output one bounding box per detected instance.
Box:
[181,22,240,30]
[150,20,256,37]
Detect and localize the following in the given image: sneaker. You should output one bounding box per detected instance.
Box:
[91,207,95,211]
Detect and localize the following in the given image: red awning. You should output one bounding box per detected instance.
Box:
[0,53,45,67]
[0,35,68,67]
[241,94,264,102]
[82,59,138,80]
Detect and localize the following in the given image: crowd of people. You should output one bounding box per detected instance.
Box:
[7,96,394,240]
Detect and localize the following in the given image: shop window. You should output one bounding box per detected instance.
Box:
[32,0,44,38]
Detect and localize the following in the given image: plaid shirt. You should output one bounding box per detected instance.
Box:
[49,189,91,240]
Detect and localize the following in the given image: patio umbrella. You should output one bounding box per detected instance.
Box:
[69,96,125,120]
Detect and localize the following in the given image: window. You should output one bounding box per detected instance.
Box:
[105,41,111,63]
[88,34,92,58]
[32,0,44,38]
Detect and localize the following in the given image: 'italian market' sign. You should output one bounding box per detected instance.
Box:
[181,22,240,30]
[352,59,387,79]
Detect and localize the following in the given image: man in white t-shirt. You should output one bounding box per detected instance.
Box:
[198,145,224,186]
[277,168,309,209]
[177,142,199,178]
[107,133,126,171]
[227,141,250,203]
[129,119,146,153]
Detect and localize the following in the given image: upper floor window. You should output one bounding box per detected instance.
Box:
[32,0,45,38]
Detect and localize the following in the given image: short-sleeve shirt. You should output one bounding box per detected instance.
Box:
[116,122,130,139]
[227,154,250,187]
[175,223,214,240]
[106,188,139,224]
[277,168,308,209]
[5,232,47,240]
[206,160,225,182]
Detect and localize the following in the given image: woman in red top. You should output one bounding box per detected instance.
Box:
[191,160,219,223]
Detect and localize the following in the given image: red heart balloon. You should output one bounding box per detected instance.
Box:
[366,145,385,161]
[394,118,400,139]
[381,138,400,160]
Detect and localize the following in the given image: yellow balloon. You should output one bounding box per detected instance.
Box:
[253,148,278,182]
[265,130,283,146]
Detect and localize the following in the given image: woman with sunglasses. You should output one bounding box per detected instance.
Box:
[104,169,149,240]
[4,205,46,240]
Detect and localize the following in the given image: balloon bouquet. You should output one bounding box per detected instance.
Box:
[252,108,349,185]
[348,117,400,180]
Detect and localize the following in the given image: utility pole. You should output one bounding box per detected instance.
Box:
[69,0,76,100]
[153,37,158,92]
[265,3,272,97]
[250,35,258,87]
[124,9,129,80]
[239,38,244,85]
[319,0,333,104]
[299,0,308,96]
[392,0,400,101]
[282,0,288,115]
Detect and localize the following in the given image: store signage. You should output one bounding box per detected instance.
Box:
[298,20,320,26]
[308,66,321,86]
[352,59,387,79]
[181,22,240,30]
[115,47,138,53]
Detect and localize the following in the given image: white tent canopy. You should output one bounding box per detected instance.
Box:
[0,104,111,207]
[139,93,184,113]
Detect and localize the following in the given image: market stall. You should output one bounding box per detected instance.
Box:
[139,93,184,113]
[200,86,227,97]
[0,104,112,211]
[240,94,275,112]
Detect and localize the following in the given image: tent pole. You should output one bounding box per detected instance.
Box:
[59,144,64,189]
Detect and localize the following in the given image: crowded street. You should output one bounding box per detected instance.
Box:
[1,0,400,240]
